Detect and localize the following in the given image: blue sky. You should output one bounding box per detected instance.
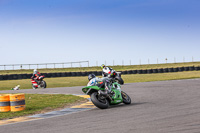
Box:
[0,0,200,66]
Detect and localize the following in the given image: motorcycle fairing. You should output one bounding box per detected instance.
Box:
[82,86,104,95]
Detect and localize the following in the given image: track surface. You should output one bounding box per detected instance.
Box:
[1,79,200,133]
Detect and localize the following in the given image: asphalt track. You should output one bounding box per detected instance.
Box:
[1,79,200,133]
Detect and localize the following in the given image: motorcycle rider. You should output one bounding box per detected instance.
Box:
[87,74,114,96]
[31,69,41,84]
[101,64,116,78]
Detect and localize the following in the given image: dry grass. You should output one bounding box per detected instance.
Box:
[1,71,200,91]
[0,94,85,120]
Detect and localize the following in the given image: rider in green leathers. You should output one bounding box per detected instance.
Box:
[87,74,113,96]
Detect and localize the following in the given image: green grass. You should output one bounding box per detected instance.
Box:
[1,62,200,75]
[0,76,88,90]
[1,71,200,91]
[122,71,200,83]
[0,94,85,120]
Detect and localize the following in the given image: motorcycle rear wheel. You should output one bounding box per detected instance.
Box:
[115,76,124,85]
[121,91,131,104]
[91,92,109,109]
[40,80,47,89]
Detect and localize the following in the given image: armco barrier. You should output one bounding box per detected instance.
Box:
[158,68,163,73]
[122,70,128,75]
[92,71,98,75]
[178,67,184,72]
[143,70,147,74]
[96,71,102,76]
[189,66,194,71]
[184,67,189,71]
[67,72,72,77]
[61,73,66,77]
[195,66,200,70]
[18,74,22,79]
[147,69,152,74]
[0,75,3,80]
[6,75,11,80]
[27,74,32,79]
[80,72,85,76]
[13,74,18,80]
[163,68,168,73]
[132,70,137,74]
[45,73,51,78]
[127,70,133,74]
[137,70,143,74]
[22,74,28,79]
[41,73,46,77]
[76,72,81,76]
[1,75,6,80]
[94,71,98,75]
[168,68,174,72]
[1,66,200,80]
[52,73,57,77]
[86,71,92,75]
[71,72,76,76]
[173,68,178,72]
[56,73,62,77]
[152,69,158,73]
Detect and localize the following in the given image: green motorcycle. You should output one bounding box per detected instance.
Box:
[82,81,131,109]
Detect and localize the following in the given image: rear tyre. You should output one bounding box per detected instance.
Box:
[41,80,47,89]
[121,91,131,104]
[115,76,124,85]
[91,92,109,109]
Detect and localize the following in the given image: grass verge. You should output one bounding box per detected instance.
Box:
[122,71,200,83]
[0,76,88,90]
[1,71,200,91]
[0,94,85,120]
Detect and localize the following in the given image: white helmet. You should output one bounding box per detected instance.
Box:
[33,69,38,74]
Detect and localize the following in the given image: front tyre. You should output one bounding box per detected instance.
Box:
[41,80,47,89]
[32,84,37,89]
[91,92,109,109]
[121,91,131,104]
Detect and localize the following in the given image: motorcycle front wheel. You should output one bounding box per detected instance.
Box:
[32,84,37,89]
[121,91,131,104]
[91,92,109,109]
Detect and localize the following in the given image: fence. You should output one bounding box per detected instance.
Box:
[0,61,89,70]
[0,56,198,70]
[0,66,200,80]
[92,57,197,67]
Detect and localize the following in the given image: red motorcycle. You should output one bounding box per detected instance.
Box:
[31,75,47,89]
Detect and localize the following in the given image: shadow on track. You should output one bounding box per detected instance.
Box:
[107,102,150,109]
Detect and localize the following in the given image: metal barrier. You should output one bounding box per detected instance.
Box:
[0,66,200,81]
[0,61,89,70]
